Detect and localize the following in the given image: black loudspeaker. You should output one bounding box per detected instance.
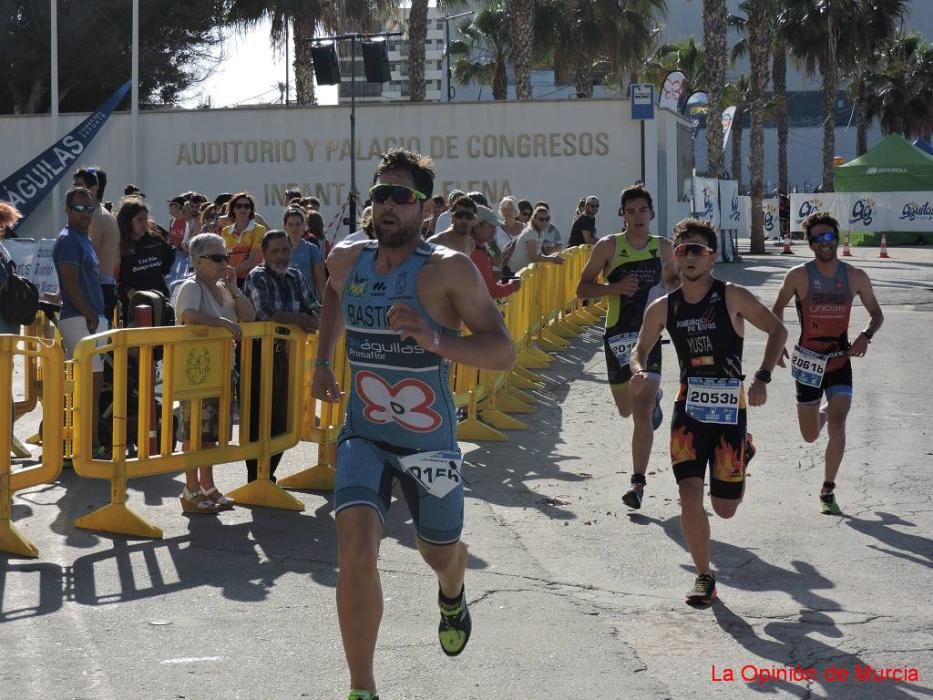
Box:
[361,40,392,83]
[311,44,341,85]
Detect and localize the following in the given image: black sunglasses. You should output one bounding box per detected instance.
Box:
[453,210,476,220]
[234,202,252,210]
[535,216,550,222]
[199,253,230,263]
[69,204,95,213]
[369,183,427,205]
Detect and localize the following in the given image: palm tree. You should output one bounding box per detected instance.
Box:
[865,33,933,140]
[783,0,908,191]
[702,0,727,177]
[745,0,771,254]
[648,36,705,98]
[511,0,534,100]
[448,6,512,100]
[534,0,667,98]
[408,0,430,101]
[723,75,750,190]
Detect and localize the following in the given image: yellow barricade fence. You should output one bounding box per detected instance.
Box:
[12,310,59,455]
[70,321,308,539]
[0,334,64,557]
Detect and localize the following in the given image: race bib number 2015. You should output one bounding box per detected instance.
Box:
[685,377,741,425]
[607,332,639,366]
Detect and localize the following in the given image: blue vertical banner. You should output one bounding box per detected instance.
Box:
[0,80,132,225]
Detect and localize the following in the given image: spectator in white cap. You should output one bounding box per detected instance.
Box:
[470,205,521,299]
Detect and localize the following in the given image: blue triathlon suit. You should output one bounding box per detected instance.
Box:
[335,241,463,544]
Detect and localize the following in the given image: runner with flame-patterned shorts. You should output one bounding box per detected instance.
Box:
[670,401,747,500]
[666,278,748,500]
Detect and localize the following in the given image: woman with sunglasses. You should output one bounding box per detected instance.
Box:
[630,218,787,605]
[504,205,565,275]
[173,233,256,514]
[220,192,267,286]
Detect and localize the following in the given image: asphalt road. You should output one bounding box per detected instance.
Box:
[2,243,931,699]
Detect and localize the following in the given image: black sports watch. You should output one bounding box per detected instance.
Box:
[754,368,772,384]
[861,328,874,341]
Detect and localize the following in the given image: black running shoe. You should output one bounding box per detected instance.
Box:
[686,573,717,604]
[622,485,644,510]
[438,586,472,657]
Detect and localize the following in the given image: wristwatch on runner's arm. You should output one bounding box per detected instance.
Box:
[753,368,772,384]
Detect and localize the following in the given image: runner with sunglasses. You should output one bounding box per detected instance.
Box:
[312,149,515,700]
[427,194,477,255]
[770,212,883,515]
[630,218,786,604]
[576,185,679,510]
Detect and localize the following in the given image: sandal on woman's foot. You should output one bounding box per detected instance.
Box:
[180,488,221,514]
[201,486,235,510]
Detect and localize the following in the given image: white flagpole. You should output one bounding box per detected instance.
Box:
[131,0,140,183]
[51,0,60,218]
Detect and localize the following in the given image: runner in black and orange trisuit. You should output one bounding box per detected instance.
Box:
[771,212,884,516]
[630,218,786,605]
[576,185,679,510]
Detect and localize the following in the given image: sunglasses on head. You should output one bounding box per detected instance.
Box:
[69,204,95,213]
[674,243,713,257]
[199,253,230,263]
[452,210,476,220]
[808,231,838,243]
[369,183,427,205]
[234,202,252,210]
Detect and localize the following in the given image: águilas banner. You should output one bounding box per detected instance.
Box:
[659,70,687,113]
[721,106,737,149]
[0,80,131,226]
[692,176,720,229]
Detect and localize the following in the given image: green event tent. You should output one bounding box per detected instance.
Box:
[835,133,933,192]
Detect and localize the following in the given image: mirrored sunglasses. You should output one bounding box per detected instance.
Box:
[808,231,838,243]
[369,183,427,205]
[674,243,713,257]
[68,204,95,213]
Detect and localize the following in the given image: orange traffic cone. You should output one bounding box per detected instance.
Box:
[879,233,891,258]
[842,232,853,256]
[780,235,793,255]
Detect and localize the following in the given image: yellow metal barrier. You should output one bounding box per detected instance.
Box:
[276,333,349,491]
[70,322,308,539]
[0,335,64,557]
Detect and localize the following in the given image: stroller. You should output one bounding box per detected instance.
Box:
[98,290,178,456]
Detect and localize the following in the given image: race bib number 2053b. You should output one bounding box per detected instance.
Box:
[685,377,741,425]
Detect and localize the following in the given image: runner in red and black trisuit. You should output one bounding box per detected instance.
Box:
[771,212,884,516]
[631,218,786,605]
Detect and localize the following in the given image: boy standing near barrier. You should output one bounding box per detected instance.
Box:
[575,185,679,509]
[630,218,786,604]
[312,149,515,700]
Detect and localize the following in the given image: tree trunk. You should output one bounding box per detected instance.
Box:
[747,0,771,255]
[854,80,869,155]
[510,0,533,101]
[574,56,594,98]
[821,61,837,191]
[731,106,744,191]
[493,60,508,101]
[293,15,316,106]
[772,44,788,197]
[408,0,429,102]
[703,0,728,177]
